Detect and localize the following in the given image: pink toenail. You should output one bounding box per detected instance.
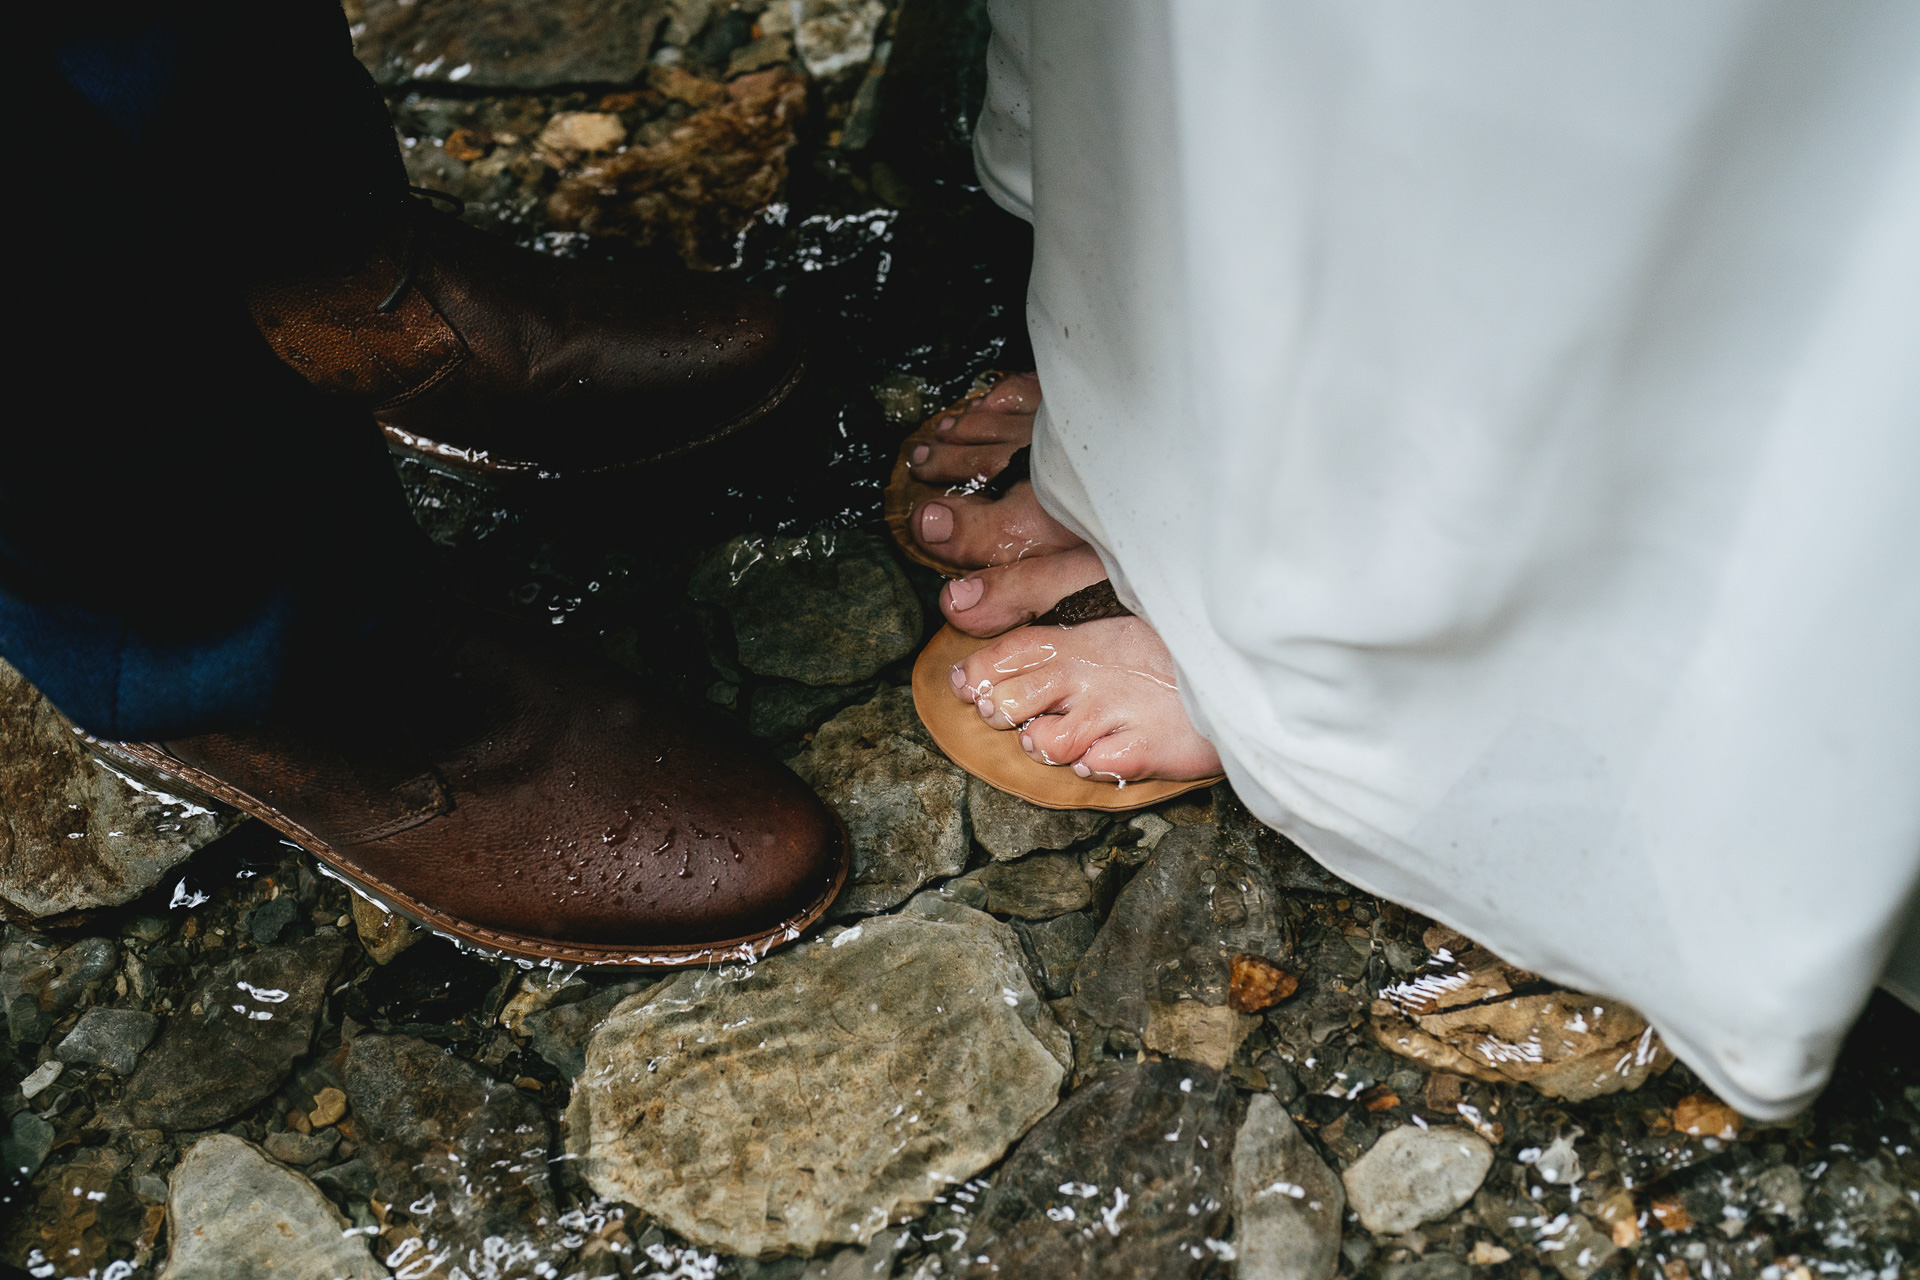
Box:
[919,503,953,544]
[949,664,967,695]
[947,578,983,611]
[910,443,930,466]
[1072,762,1092,777]
[977,696,995,720]
[1019,733,1034,752]
[936,416,958,438]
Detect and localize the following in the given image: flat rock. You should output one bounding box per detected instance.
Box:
[520,977,656,1080]
[344,1034,563,1274]
[959,852,1092,920]
[0,659,242,919]
[789,688,969,916]
[54,1007,157,1075]
[690,531,921,686]
[954,1060,1243,1279]
[568,896,1068,1258]
[160,1134,385,1280]
[1371,939,1673,1100]
[353,0,669,89]
[1074,822,1290,1068]
[262,1128,340,1167]
[1015,911,1100,1000]
[968,779,1110,861]
[1231,1094,1344,1280]
[1341,1125,1493,1235]
[123,932,347,1130]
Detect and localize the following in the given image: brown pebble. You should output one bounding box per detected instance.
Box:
[308,1085,347,1129]
[1228,953,1299,1013]
[1672,1093,1742,1140]
[443,128,492,162]
[1651,1194,1693,1232]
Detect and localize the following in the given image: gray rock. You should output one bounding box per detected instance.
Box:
[1015,911,1100,999]
[353,0,669,89]
[123,932,347,1130]
[568,896,1068,1258]
[244,896,299,945]
[1213,790,1350,894]
[0,660,242,918]
[520,977,656,1080]
[1074,823,1290,1068]
[691,531,922,686]
[1341,1125,1493,1235]
[310,1157,379,1201]
[262,1128,340,1167]
[23,936,118,1014]
[1230,1094,1343,1280]
[344,1034,562,1273]
[749,679,878,741]
[1536,1213,1617,1280]
[968,779,1110,861]
[963,853,1093,920]
[2,1110,55,1184]
[789,688,969,916]
[954,1060,1243,1279]
[159,1134,385,1280]
[54,1007,158,1075]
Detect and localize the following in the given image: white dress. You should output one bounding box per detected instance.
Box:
[976,0,1920,1119]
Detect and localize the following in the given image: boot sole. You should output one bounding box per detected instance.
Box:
[80,735,848,970]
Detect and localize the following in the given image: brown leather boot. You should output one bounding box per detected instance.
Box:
[247,196,804,479]
[86,613,844,967]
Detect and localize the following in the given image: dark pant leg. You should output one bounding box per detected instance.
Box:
[3,4,425,739]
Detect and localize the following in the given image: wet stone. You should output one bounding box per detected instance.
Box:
[243,895,299,945]
[568,896,1069,1258]
[349,892,419,965]
[956,851,1092,920]
[1015,910,1100,1000]
[2,1110,55,1184]
[4,1145,139,1279]
[122,931,348,1130]
[20,935,118,1014]
[1534,1213,1617,1280]
[344,1034,563,1273]
[1074,821,1290,1069]
[952,1060,1243,1279]
[262,1127,340,1167]
[159,1134,385,1280]
[1231,1093,1344,1280]
[353,0,669,89]
[54,1007,158,1076]
[690,532,922,687]
[0,660,243,919]
[519,976,656,1080]
[1341,1125,1493,1235]
[749,679,879,741]
[968,778,1110,861]
[789,687,969,917]
[775,0,888,79]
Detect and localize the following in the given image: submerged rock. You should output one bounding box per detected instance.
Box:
[1231,1094,1344,1280]
[690,531,922,687]
[955,1060,1243,1279]
[353,0,669,89]
[1371,932,1673,1100]
[968,779,1110,861]
[55,1007,158,1076]
[0,659,242,919]
[122,932,347,1130]
[520,976,657,1080]
[344,1034,562,1274]
[160,1134,384,1280]
[1341,1125,1493,1235]
[789,688,969,916]
[1074,823,1290,1069]
[568,896,1068,1258]
[954,852,1092,920]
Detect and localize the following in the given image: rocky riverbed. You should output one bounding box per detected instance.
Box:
[5,3,1916,1278]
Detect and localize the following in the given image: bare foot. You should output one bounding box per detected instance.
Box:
[904,373,1086,571]
[939,546,1108,637]
[949,616,1222,785]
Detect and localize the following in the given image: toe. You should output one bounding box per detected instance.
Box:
[977,664,1077,731]
[934,400,1034,446]
[911,484,1085,569]
[951,627,1070,714]
[908,440,1022,486]
[941,547,1108,637]
[1023,704,1111,767]
[976,372,1041,414]
[1071,731,1158,784]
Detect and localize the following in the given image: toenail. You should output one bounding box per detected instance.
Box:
[949,665,969,696]
[1019,733,1034,752]
[977,696,995,720]
[910,443,930,466]
[1072,762,1092,777]
[920,503,954,544]
[935,416,957,438]
[947,577,984,611]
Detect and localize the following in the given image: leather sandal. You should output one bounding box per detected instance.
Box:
[883,371,1016,574]
[910,581,1224,812]
[248,191,805,480]
[82,613,846,967]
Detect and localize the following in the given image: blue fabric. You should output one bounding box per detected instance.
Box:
[0,579,294,740]
[54,26,185,143]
